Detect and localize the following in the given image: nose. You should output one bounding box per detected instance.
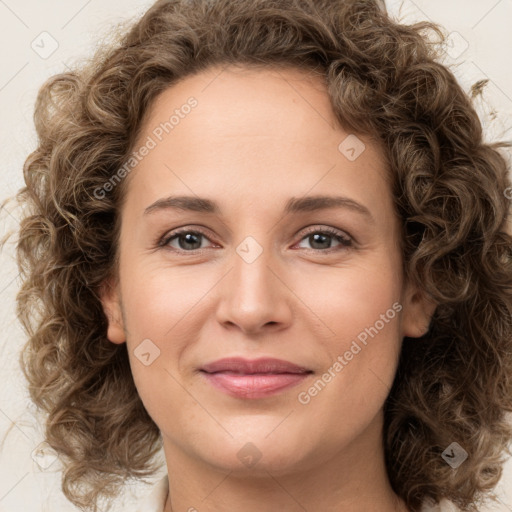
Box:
[215,241,293,335]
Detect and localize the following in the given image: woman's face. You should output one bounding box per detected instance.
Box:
[101,65,433,477]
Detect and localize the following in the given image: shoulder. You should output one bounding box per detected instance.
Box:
[134,475,169,512]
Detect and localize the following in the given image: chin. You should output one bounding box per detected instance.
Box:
[188,432,317,476]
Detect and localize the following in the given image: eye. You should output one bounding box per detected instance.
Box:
[294,226,353,252]
[160,229,215,251]
[158,226,353,253]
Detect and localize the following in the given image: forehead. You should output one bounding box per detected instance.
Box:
[137,64,338,151]
[122,65,391,216]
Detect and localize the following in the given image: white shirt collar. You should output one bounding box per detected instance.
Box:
[135,475,168,512]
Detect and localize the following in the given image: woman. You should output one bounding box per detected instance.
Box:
[13,0,512,511]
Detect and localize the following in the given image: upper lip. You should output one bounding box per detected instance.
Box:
[200,357,312,374]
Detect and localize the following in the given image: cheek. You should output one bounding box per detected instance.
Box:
[293,252,402,342]
[118,260,217,414]
[120,256,212,337]
[292,253,403,414]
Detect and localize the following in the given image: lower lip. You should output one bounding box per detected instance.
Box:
[201,371,311,399]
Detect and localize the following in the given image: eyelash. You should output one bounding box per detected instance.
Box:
[157,226,353,254]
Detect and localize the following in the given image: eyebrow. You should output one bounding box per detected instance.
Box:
[144,194,374,222]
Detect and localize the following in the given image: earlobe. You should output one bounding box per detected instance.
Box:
[401,284,437,338]
[98,278,126,344]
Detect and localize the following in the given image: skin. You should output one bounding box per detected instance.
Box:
[101,65,435,512]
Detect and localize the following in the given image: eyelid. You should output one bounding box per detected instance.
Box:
[157,226,218,249]
[297,225,352,243]
[290,225,353,253]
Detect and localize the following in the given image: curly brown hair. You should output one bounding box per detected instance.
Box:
[9,0,512,510]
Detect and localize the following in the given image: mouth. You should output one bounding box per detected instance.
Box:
[199,357,313,399]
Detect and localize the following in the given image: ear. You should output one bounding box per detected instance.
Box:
[98,277,126,344]
[401,281,437,338]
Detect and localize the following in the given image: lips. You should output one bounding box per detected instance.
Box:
[200,357,313,399]
[201,357,311,374]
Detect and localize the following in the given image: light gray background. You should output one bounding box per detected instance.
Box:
[0,1,511,511]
